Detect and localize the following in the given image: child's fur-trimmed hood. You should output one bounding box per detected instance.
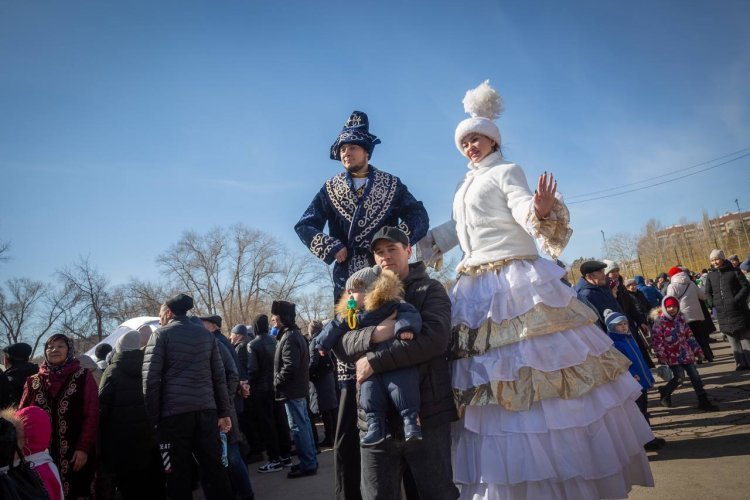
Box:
[336,268,404,316]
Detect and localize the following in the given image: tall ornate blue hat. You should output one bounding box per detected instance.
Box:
[330,110,381,161]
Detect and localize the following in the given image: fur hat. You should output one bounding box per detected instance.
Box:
[709,249,725,261]
[330,111,381,161]
[165,293,194,315]
[603,260,620,275]
[271,300,296,326]
[116,330,141,353]
[624,278,637,287]
[95,343,113,360]
[454,80,503,156]
[345,265,382,293]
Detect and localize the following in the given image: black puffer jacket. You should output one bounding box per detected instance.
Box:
[247,334,276,392]
[337,262,457,432]
[4,361,38,406]
[704,260,750,335]
[142,316,230,423]
[273,326,310,401]
[99,349,157,472]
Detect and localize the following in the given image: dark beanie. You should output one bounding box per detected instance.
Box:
[253,314,269,335]
[3,342,33,361]
[165,293,194,315]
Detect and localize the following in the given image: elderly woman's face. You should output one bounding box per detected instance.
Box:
[45,339,69,365]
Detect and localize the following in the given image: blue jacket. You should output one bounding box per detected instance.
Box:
[295,166,428,300]
[574,277,623,326]
[608,331,654,389]
[634,275,663,308]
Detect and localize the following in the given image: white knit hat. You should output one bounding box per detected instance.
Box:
[454,80,503,156]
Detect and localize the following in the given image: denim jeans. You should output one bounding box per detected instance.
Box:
[663,363,705,398]
[284,398,318,471]
[227,442,254,499]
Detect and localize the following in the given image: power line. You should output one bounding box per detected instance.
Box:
[567,152,750,205]
[566,146,750,200]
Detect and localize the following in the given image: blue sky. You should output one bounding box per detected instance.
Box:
[1,0,749,285]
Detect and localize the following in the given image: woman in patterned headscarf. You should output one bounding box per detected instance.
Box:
[20,333,99,499]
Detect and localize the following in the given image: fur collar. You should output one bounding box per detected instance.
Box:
[335,268,404,316]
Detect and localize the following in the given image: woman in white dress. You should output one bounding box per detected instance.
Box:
[419,81,655,499]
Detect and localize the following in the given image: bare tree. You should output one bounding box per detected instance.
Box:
[57,257,114,341]
[0,278,80,356]
[109,278,173,324]
[156,224,329,328]
[0,278,45,346]
[604,232,639,277]
[0,240,9,263]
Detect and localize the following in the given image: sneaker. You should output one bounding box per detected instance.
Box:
[287,467,317,479]
[257,461,283,473]
[279,456,293,468]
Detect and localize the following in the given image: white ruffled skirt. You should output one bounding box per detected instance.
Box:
[450,258,654,500]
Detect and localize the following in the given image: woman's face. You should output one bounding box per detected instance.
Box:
[461,133,496,163]
[45,339,69,366]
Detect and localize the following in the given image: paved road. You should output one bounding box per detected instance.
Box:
[211,337,750,499]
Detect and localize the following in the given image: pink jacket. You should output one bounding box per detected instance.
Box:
[16,406,64,500]
[652,311,703,366]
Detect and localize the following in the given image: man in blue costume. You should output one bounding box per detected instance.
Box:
[294,110,429,500]
[295,110,429,302]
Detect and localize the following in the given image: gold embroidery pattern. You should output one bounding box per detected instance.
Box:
[451,299,599,359]
[457,255,539,276]
[525,198,572,260]
[454,348,631,415]
[325,173,357,223]
[354,170,398,245]
[309,232,339,260]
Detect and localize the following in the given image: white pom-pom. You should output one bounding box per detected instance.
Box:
[462,80,503,119]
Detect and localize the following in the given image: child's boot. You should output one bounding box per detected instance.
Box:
[697,393,719,412]
[361,413,386,447]
[401,410,422,442]
[658,386,672,407]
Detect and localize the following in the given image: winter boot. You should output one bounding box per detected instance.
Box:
[658,386,672,408]
[402,411,422,442]
[697,393,719,412]
[361,413,386,447]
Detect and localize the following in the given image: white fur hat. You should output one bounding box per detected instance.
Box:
[454,80,503,156]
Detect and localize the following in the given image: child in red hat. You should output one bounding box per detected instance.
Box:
[651,296,718,411]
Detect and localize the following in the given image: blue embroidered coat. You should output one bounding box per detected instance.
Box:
[295,166,429,300]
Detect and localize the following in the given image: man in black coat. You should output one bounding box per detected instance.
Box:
[2,343,38,406]
[142,293,232,500]
[705,249,750,370]
[248,314,292,473]
[335,226,458,500]
[272,300,318,479]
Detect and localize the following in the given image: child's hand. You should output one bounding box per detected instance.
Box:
[399,331,414,340]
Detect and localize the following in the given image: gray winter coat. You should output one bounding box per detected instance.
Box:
[143,316,231,423]
[273,327,310,401]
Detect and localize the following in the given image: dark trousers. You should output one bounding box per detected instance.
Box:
[688,320,715,362]
[635,389,650,425]
[321,407,337,443]
[360,421,458,500]
[334,383,362,500]
[238,403,264,456]
[662,363,706,398]
[157,410,232,500]
[250,389,291,460]
[360,367,420,416]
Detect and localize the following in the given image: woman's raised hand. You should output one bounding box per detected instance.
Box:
[533,172,557,220]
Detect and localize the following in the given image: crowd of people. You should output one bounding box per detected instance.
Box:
[2,80,750,500]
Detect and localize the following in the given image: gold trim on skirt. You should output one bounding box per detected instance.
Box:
[457,255,539,276]
[451,299,599,359]
[453,348,632,415]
